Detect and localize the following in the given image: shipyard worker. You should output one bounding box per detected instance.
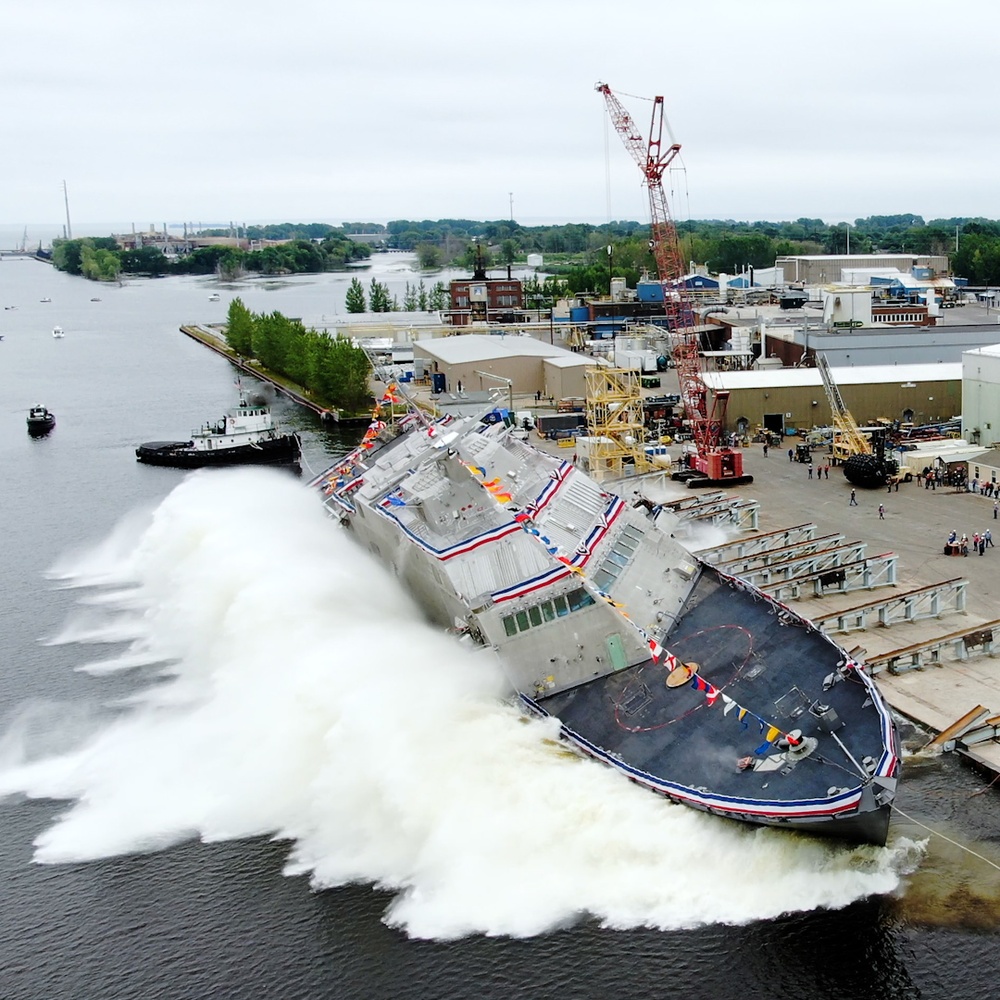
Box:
[849,489,858,506]
[788,448,793,462]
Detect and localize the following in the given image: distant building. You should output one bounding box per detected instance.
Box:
[702,362,962,438]
[413,333,597,400]
[447,244,524,326]
[775,254,949,285]
[962,343,1000,448]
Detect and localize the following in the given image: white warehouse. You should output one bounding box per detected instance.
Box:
[962,344,1000,448]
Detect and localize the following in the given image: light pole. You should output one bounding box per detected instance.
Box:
[846,222,851,255]
[607,243,613,295]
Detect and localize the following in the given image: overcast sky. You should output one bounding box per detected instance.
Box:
[3,0,998,236]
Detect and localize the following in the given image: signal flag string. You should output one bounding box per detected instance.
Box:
[454,450,801,753]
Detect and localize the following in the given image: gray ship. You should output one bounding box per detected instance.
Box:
[311,388,900,846]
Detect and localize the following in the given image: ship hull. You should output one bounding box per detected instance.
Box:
[135,434,301,468]
[520,566,899,847]
[27,418,55,437]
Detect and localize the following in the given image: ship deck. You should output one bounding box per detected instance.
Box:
[538,571,888,807]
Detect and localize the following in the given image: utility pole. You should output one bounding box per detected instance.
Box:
[62,180,72,240]
[509,192,514,221]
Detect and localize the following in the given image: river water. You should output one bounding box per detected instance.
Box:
[1,255,999,999]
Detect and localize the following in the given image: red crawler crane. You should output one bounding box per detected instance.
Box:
[596,82,751,486]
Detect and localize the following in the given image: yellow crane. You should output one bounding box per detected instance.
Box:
[816,353,897,488]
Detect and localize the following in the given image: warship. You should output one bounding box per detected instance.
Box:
[311,387,900,845]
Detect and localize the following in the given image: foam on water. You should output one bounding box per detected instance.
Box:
[0,469,921,939]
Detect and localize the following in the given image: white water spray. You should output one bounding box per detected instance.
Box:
[0,469,921,938]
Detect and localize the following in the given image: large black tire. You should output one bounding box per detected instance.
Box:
[843,453,887,489]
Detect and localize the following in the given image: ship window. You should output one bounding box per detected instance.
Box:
[502,615,518,637]
[553,595,570,617]
[528,606,542,627]
[593,569,617,591]
[515,610,530,632]
[568,587,595,612]
[606,550,630,568]
[622,524,645,542]
[540,601,555,622]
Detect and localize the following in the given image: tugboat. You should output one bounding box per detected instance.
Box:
[136,386,301,469]
[52,325,64,338]
[27,405,56,436]
[310,386,900,846]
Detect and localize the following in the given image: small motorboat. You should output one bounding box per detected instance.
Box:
[90,297,101,302]
[52,325,64,338]
[40,297,52,303]
[209,293,221,302]
[27,405,55,436]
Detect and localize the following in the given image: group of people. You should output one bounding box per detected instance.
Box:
[967,477,1000,497]
[946,528,995,556]
[805,461,831,480]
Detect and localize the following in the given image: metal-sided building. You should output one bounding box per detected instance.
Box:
[962,344,1000,448]
[774,254,949,285]
[412,334,599,402]
[701,362,962,439]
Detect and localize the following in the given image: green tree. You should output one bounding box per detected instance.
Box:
[415,242,442,269]
[311,333,372,411]
[402,282,418,311]
[118,245,168,275]
[251,311,293,372]
[225,297,254,356]
[369,278,391,312]
[216,251,244,281]
[80,245,121,281]
[428,281,448,311]
[345,277,367,313]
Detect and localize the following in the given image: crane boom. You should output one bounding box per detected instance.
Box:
[816,352,872,457]
[596,82,749,486]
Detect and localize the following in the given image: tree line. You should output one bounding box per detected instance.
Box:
[48,213,1000,291]
[344,276,448,313]
[223,299,372,414]
[50,232,371,281]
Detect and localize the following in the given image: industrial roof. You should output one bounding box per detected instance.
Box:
[413,334,573,364]
[543,354,603,369]
[702,362,962,391]
[963,343,1000,360]
[908,446,995,465]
